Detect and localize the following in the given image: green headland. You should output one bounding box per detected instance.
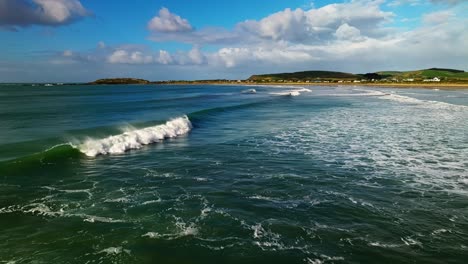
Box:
[88,68,468,88]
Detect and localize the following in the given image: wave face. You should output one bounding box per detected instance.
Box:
[78,116,192,157]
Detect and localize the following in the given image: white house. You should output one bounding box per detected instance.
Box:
[423,77,441,82]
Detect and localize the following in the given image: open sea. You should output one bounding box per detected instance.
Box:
[0,84,467,263]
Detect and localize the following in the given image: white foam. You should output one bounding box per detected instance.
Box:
[104,197,131,203]
[431,229,451,235]
[241,88,257,94]
[141,198,162,205]
[79,116,192,157]
[378,93,467,110]
[98,247,130,255]
[143,216,199,240]
[296,88,312,93]
[368,242,401,248]
[83,215,125,223]
[270,90,301,96]
[269,87,311,97]
[325,91,386,97]
[348,89,468,110]
[401,237,422,247]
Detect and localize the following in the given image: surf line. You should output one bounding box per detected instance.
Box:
[78,115,192,157]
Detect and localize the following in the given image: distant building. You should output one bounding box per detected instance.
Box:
[423,77,441,82]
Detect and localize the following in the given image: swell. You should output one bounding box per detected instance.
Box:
[187,100,274,125]
[0,99,274,170]
[142,93,231,104]
[0,143,82,176]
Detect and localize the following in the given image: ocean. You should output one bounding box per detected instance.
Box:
[0,84,467,263]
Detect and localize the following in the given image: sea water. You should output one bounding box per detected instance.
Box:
[0,84,467,263]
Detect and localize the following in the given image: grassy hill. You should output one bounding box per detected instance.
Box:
[377,68,468,81]
[248,70,359,81]
[248,68,467,82]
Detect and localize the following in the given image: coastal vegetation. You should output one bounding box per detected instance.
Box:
[247,68,468,83]
[85,68,468,87]
[90,78,150,85]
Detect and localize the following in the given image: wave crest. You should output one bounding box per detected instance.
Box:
[79,116,192,157]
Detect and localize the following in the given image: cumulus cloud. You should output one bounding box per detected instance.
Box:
[239,0,392,43]
[148,0,393,45]
[429,0,464,5]
[211,46,316,68]
[86,45,203,66]
[0,0,91,30]
[388,0,421,6]
[209,16,468,71]
[97,41,106,49]
[147,7,193,33]
[334,23,363,41]
[423,10,454,24]
[199,0,466,71]
[239,8,310,42]
[33,0,467,81]
[389,0,464,6]
[156,50,173,65]
[62,50,73,57]
[108,50,154,64]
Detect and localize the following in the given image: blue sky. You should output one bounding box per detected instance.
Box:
[0,0,467,82]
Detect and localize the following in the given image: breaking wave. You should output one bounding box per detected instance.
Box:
[78,115,192,157]
[270,88,312,97]
[379,93,468,110]
[351,89,468,110]
[1,100,276,166]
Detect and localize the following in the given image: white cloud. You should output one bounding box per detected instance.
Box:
[32,0,467,82]
[429,0,464,5]
[239,8,309,42]
[389,0,463,6]
[34,0,88,23]
[187,47,206,65]
[97,41,106,49]
[63,50,73,57]
[102,45,205,66]
[108,50,154,64]
[388,0,421,6]
[148,0,393,45]
[147,7,193,33]
[208,16,468,72]
[240,0,393,42]
[334,23,362,41]
[156,50,173,65]
[422,10,454,24]
[0,0,91,30]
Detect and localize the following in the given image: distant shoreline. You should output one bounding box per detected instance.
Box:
[151,81,468,90]
[235,82,468,89]
[2,81,468,90]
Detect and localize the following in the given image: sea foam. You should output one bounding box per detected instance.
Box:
[79,115,192,157]
[350,89,468,110]
[270,88,312,96]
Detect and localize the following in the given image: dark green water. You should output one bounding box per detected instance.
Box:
[1,84,467,263]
